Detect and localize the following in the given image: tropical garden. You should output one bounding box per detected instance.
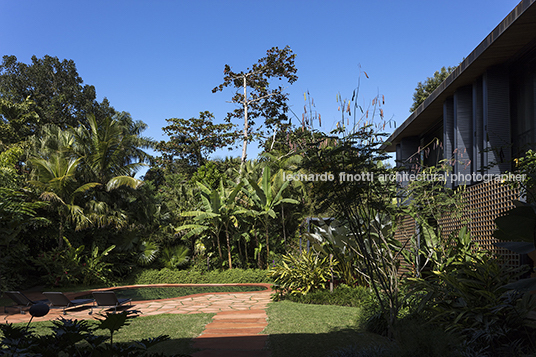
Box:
[1,51,536,356]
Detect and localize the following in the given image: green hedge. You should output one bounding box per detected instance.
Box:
[128,268,273,285]
[286,285,373,307]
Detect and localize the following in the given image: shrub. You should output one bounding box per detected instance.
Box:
[286,284,372,307]
[128,268,272,285]
[407,253,536,355]
[269,250,336,299]
[32,238,115,287]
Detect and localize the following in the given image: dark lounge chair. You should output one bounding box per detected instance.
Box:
[3,291,49,314]
[91,291,132,314]
[42,292,94,315]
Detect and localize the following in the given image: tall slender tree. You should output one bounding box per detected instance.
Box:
[212,46,298,170]
[410,66,455,112]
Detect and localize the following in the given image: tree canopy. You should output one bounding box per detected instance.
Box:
[0,55,115,143]
[156,111,237,173]
[410,66,455,112]
[212,46,298,166]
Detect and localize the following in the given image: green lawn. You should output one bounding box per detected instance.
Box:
[2,313,215,355]
[263,300,388,357]
[3,300,389,356]
[112,313,214,354]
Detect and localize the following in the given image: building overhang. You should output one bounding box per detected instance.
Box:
[383,0,536,152]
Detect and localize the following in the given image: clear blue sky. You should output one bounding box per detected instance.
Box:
[0,0,521,172]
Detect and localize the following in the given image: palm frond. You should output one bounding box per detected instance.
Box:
[106,176,142,191]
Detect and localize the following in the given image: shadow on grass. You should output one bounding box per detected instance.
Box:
[267,329,389,357]
[164,330,386,357]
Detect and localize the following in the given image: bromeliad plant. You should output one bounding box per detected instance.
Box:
[269,250,337,299]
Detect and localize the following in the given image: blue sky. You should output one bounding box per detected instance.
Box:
[0,0,521,173]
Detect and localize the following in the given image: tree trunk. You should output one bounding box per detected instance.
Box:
[216,231,223,261]
[240,76,249,173]
[58,222,64,248]
[281,205,287,246]
[237,233,243,265]
[255,228,262,269]
[265,222,269,269]
[244,235,248,266]
[225,226,233,269]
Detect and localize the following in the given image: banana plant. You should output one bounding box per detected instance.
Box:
[244,166,298,267]
[177,179,244,269]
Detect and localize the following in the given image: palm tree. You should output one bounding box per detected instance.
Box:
[71,113,150,185]
[29,153,100,247]
[69,114,151,229]
[29,114,153,245]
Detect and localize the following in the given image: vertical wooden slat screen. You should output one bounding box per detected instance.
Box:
[394,214,416,275]
[438,180,520,267]
[395,180,521,275]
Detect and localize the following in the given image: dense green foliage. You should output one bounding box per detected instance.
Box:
[0,55,155,290]
[410,66,455,112]
[0,55,115,142]
[284,284,371,307]
[128,268,271,285]
[32,238,115,287]
[408,253,536,355]
[156,111,237,172]
[2,51,533,355]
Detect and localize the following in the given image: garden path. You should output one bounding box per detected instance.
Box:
[1,283,273,356]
